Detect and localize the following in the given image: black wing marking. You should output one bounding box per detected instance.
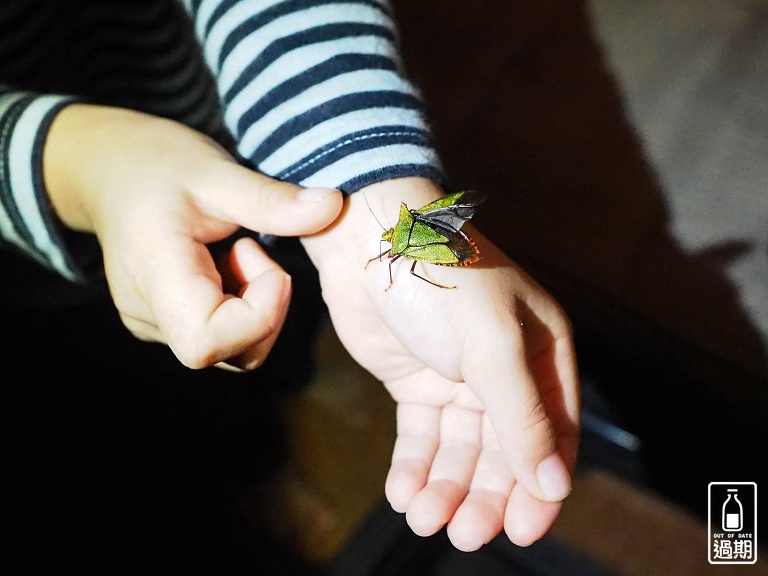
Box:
[413,190,487,232]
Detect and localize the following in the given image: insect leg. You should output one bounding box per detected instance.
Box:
[409,260,456,290]
[384,254,403,291]
[366,247,391,269]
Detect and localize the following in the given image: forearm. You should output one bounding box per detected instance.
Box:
[180,0,444,193]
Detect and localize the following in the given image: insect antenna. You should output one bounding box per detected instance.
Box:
[362,191,386,231]
[362,191,391,262]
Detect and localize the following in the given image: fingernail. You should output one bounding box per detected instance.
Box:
[536,454,571,501]
[297,187,338,202]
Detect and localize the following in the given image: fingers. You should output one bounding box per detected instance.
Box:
[388,402,561,551]
[195,160,343,237]
[403,404,481,537]
[146,235,291,369]
[385,404,440,513]
[107,162,339,368]
[387,403,483,541]
[217,237,293,370]
[444,416,512,551]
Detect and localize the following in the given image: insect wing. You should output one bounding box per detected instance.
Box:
[414,190,486,232]
[420,222,480,265]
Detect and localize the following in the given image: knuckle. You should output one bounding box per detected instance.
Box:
[517,397,556,452]
[256,178,291,210]
[520,400,550,436]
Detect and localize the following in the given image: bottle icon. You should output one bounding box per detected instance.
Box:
[722,488,743,532]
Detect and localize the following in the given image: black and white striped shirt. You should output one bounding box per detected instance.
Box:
[0,0,443,285]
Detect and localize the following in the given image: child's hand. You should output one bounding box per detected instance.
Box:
[302,178,580,550]
[44,104,343,370]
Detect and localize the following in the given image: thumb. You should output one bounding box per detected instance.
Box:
[464,325,574,504]
[195,160,343,236]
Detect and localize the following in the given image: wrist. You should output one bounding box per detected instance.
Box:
[43,103,101,232]
[301,177,446,268]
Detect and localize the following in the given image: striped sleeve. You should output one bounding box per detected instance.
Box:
[0,90,96,282]
[180,0,445,193]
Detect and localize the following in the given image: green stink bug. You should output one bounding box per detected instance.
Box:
[366,190,486,290]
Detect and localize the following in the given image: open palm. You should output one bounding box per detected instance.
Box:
[302,179,580,550]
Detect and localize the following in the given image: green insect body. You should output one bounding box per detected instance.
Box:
[367,190,485,290]
[384,204,463,264]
